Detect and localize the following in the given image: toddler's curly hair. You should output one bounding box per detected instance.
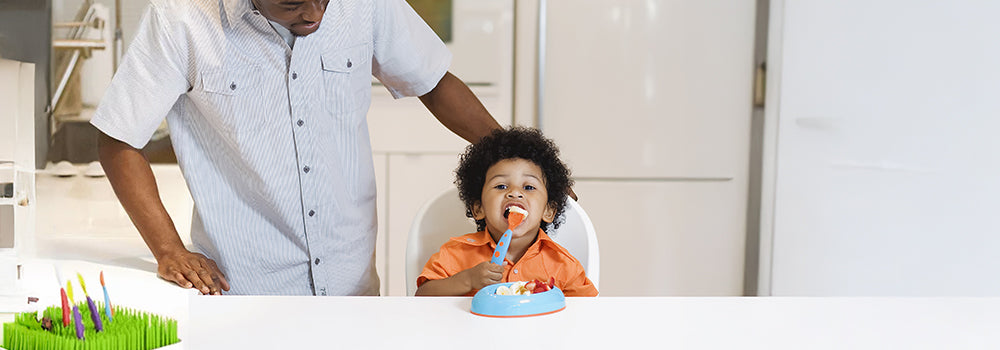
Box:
[455,126,573,232]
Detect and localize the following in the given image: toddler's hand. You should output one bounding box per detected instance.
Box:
[462,261,504,291]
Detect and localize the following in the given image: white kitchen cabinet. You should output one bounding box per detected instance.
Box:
[378,154,460,296]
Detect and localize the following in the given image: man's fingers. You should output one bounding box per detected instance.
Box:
[182,269,210,294]
[171,271,193,288]
[159,266,194,289]
[206,259,231,291]
[196,267,217,294]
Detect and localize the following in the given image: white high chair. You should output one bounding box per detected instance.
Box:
[405,188,599,296]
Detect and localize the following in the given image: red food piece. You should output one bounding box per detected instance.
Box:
[529,278,551,294]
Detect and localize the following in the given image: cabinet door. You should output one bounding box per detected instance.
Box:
[383,154,460,296]
[574,180,746,296]
[541,0,756,178]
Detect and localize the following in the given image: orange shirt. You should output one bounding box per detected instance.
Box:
[417,229,598,297]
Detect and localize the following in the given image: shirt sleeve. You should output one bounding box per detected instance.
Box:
[371,0,452,99]
[559,265,599,297]
[416,242,462,287]
[548,246,599,297]
[90,2,189,149]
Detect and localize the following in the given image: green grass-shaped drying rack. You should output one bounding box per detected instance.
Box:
[2,303,178,350]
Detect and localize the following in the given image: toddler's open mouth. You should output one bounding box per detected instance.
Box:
[503,204,527,219]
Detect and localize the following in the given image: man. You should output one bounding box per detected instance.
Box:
[92,0,501,295]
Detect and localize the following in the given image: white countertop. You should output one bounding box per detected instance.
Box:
[185,295,1000,349]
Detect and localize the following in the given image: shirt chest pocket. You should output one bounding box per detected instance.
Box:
[198,66,267,135]
[321,43,372,116]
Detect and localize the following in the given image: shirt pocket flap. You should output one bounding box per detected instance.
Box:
[201,68,245,96]
[321,43,370,73]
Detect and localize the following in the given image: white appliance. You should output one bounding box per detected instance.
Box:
[0,59,37,296]
[538,0,757,295]
[760,0,1000,296]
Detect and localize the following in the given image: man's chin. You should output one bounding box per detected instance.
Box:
[291,22,321,36]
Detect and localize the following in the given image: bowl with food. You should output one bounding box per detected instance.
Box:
[470,278,565,317]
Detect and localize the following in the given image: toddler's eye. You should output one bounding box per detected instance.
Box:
[524,185,536,191]
[494,184,507,190]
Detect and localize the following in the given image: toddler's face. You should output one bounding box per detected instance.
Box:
[473,158,555,239]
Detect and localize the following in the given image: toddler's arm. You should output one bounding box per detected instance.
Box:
[415,261,503,296]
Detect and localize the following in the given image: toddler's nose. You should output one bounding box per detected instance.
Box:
[505,190,523,198]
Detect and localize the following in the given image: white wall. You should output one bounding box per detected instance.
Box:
[760,0,1000,296]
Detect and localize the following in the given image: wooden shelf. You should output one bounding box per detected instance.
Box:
[52,39,106,50]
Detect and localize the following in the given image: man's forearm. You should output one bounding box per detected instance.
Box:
[97,133,186,260]
[418,71,502,143]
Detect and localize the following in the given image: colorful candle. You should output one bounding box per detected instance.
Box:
[101,271,113,321]
[60,287,70,327]
[66,281,74,304]
[55,266,70,327]
[77,273,104,331]
[72,305,84,339]
[86,296,103,331]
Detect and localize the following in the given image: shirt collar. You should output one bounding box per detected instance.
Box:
[224,0,255,21]
[454,229,554,248]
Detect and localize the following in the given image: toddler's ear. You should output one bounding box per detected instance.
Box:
[542,202,557,223]
[471,201,487,220]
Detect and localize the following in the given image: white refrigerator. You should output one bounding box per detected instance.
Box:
[538,0,757,296]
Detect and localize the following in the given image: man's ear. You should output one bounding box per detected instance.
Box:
[472,201,487,220]
[542,202,557,223]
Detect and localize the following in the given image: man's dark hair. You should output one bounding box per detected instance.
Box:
[455,126,573,232]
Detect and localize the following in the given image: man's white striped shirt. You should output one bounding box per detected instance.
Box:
[91,0,450,295]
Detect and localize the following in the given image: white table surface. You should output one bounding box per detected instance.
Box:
[188,295,1000,349]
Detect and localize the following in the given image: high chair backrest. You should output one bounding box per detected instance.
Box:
[405,188,600,296]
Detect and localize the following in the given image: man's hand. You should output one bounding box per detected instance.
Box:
[459,261,504,292]
[157,251,230,295]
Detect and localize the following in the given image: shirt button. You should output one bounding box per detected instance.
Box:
[308,210,315,217]
[346,60,352,68]
[297,120,304,126]
[229,82,236,90]
[513,269,518,274]
[314,258,321,265]
[252,10,260,15]
[292,72,298,80]
[303,166,310,173]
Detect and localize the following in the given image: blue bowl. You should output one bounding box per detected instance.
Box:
[470,282,566,317]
